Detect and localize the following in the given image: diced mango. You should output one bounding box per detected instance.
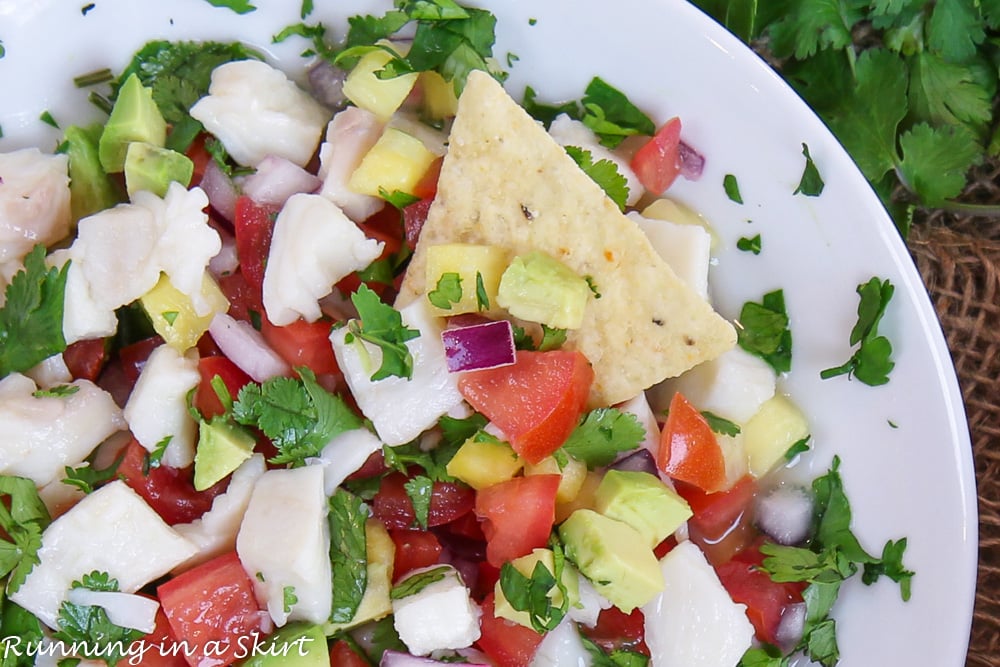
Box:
[420,71,459,120]
[555,470,603,524]
[425,243,509,315]
[446,435,523,490]
[525,455,588,505]
[349,127,436,198]
[743,394,810,478]
[342,45,419,122]
[139,272,229,353]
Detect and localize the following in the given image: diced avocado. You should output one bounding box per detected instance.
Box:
[62,124,122,221]
[743,394,810,478]
[123,142,194,198]
[193,419,256,491]
[558,508,663,613]
[342,44,419,122]
[238,623,328,666]
[324,519,395,634]
[348,127,436,197]
[593,469,692,548]
[494,548,580,629]
[496,251,592,330]
[446,434,523,490]
[424,243,509,315]
[139,272,229,353]
[525,455,588,505]
[99,73,167,173]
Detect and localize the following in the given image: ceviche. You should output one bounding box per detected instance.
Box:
[0,2,914,667]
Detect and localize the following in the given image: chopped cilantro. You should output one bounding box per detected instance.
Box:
[522,86,580,127]
[538,324,567,351]
[507,52,520,67]
[499,557,567,633]
[0,244,70,379]
[382,439,458,482]
[737,289,792,374]
[794,143,825,196]
[564,145,630,210]
[73,68,114,88]
[62,451,124,495]
[427,272,463,310]
[724,173,744,203]
[161,310,179,326]
[820,277,895,386]
[0,41,5,59]
[282,586,298,614]
[475,271,490,311]
[202,0,257,14]
[584,275,602,299]
[701,411,741,436]
[785,436,811,460]
[39,111,58,128]
[738,645,787,667]
[0,476,50,594]
[737,234,762,254]
[0,596,44,666]
[272,22,335,60]
[378,187,421,209]
[345,285,421,381]
[437,412,489,449]
[391,565,451,600]
[300,0,314,19]
[147,435,172,470]
[54,571,143,667]
[561,408,645,468]
[32,384,80,399]
[404,475,434,529]
[328,490,368,624]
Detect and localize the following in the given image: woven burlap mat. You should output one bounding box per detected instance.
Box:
[906,160,1000,666]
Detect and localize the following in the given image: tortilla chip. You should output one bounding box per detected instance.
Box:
[398,71,736,407]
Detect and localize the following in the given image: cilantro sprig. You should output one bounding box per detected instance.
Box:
[565,145,630,211]
[736,289,792,374]
[54,571,144,667]
[343,284,421,381]
[328,489,369,624]
[820,277,895,386]
[0,476,51,594]
[560,408,646,468]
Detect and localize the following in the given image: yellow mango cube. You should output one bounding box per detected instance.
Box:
[555,470,603,524]
[446,436,523,490]
[139,272,229,352]
[743,394,811,478]
[525,455,588,505]
[420,71,459,120]
[342,45,419,122]
[425,243,509,315]
[349,127,436,198]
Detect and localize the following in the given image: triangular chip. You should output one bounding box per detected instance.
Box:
[399,71,736,407]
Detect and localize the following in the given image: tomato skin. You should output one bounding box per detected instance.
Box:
[217,270,264,325]
[412,156,442,200]
[474,474,561,568]
[117,438,227,525]
[389,529,443,582]
[157,551,265,667]
[458,350,594,465]
[233,195,279,293]
[63,338,108,382]
[630,116,682,196]
[716,542,805,645]
[194,355,254,420]
[372,471,475,531]
[133,607,189,667]
[185,133,214,186]
[328,640,368,667]
[657,392,726,493]
[259,317,340,376]
[475,592,544,667]
[581,606,650,657]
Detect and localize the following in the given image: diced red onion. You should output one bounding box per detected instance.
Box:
[678,140,705,180]
[308,59,349,109]
[611,448,659,476]
[240,154,322,208]
[199,158,240,223]
[755,484,813,546]
[208,220,239,278]
[774,601,807,652]
[441,319,516,373]
[207,312,290,382]
[380,650,490,667]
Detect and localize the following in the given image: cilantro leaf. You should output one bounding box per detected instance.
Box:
[437,412,489,449]
[522,86,580,127]
[62,451,125,495]
[701,411,741,436]
[820,277,895,386]
[794,143,825,196]
[203,0,257,14]
[345,285,421,381]
[382,439,459,482]
[390,565,451,600]
[427,272,463,310]
[767,0,864,60]
[897,122,981,206]
[0,244,69,379]
[54,572,144,667]
[580,77,656,148]
[0,597,45,667]
[737,289,792,373]
[738,645,788,667]
[564,146,630,211]
[724,173,744,203]
[404,475,434,529]
[927,0,984,61]
[498,559,567,633]
[328,490,368,624]
[736,234,762,254]
[908,51,992,135]
[0,476,51,594]
[561,408,645,468]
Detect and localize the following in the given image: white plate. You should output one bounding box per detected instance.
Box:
[0,0,977,665]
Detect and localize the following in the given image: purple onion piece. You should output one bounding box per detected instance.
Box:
[199,157,239,223]
[610,448,659,476]
[678,140,705,181]
[308,59,349,109]
[441,319,516,373]
[241,154,322,207]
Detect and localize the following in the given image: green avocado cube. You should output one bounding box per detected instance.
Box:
[594,469,693,549]
[496,250,592,329]
[193,420,255,491]
[98,73,167,173]
[124,142,194,198]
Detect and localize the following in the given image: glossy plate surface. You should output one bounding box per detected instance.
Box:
[0,1,976,665]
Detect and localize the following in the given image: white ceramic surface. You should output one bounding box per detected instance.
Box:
[0,1,976,665]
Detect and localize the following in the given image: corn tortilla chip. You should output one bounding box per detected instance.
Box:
[399,71,736,406]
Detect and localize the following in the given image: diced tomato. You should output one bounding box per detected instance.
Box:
[358,205,405,260]
[677,475,758,565]
[458,350,594,464]
[630,116,682,196]
[328,640,368,667]
[716,542,805,645]
[372,471,475,531]
[475,592,544,667]
[345,449,385,481]
[389,529,443,582]
[233,195,279,293]
[118,438,227,525]
[402,198,433,250]
[132,606,189,667]
[185,133,213,186]
[259,317,340,376]
[657,392,726,493]
[194,355,254,419]
[580,606,650,657]
[474,474,560,568]
[157,551,265,667]
[62,338,108,382]
[217,269,264,325]
[117,335,166,387]
[412,156,442,200]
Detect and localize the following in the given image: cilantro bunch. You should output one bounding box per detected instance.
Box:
[694,0,1000,236]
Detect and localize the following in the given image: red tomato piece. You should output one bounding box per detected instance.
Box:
[185,133,213,186]
[233,195,279,293]
[372,471,475,531]
[194,355,254,420]
[389,529,443,582]
[118,438,227,525]
[475,592,544,667]
[358,206,405,260]
[133,607,189,667]
[677,476,758,565]
[402,198,434,250]
[259,317,339,376]
[62,338,108,382]
[157,551,265,667]
[328,640,368,667]
[412,156,442,200]
[657,392,726,493]
[117,335,166,387]
[716,543,805,645]
[474,474,560,568]
[217,270,264,325]
[580,606,650,657]
[458,350,594,465]
[630,116,682,196]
